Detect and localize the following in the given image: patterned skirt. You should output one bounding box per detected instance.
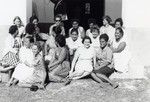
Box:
[0,51,19,67]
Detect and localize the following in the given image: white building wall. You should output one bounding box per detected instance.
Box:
[122,0,150,78]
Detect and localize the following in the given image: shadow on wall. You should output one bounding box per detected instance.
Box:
[0,25,10,59]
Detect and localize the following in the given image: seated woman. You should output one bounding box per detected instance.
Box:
[90,26,100,53]
[114,18,124,29]
[66,28,82,62]
[100,15,115,45]
[110,27,131,78]
[29,16,40,35]
[25,23,36,39]
[48,35,70,82]
[0,25,20,80]
[13,16,25,46]
[49,15,65,36]
[90,34,118,88]
[7,36,34,86]
[65,36,96,85]
[17,42,46,89]
[29,15,49,56]
[86,18,97,38]
[45,26,62,62]
[69,19,85,39]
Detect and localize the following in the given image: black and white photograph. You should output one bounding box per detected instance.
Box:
[0,0,150,102]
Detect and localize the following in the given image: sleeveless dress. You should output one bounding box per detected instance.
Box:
[49,46,70,78]
[112,36,131,73]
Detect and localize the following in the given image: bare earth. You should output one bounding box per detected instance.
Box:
[0,79,149,102]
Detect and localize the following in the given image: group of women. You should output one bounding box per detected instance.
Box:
[0,15,130,90]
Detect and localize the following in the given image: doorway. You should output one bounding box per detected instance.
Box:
[66,0,105,30]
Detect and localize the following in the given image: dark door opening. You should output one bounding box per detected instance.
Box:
[66,0,105,30]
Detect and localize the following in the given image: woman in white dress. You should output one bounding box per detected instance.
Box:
[100,15,115,45]
[7,36,34,86]
[17,42,46,89]
[86,18,97,38]
[90,26,100,53]
[111,27,131,76]
[66,28,82,62]
[65,36,96,85]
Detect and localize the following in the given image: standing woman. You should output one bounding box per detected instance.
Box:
[100,15,115,45]
[111,27,131,77]
[48,35,70,82]
[65,36,96,85]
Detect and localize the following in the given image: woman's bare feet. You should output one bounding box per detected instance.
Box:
[64,78,72,86]
[6,82,12,87]
[38,84,45,90]
[111,82,119,89]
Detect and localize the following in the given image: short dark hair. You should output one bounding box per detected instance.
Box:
[115,18,123,27]
[9,25,18,35]
[71,19,80,25]
[70,28,78,35]
[25,35,34,43]
[55,35,66,47]
[103,15,112,24]
[99,34,109,42]
[88,18,96,25]
[82,36,92,44]
[29,16,39,23]
[116,27,124,36]
[25,23,35,34]
[91,26,100,34]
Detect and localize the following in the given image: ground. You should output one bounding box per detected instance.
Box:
[0,78,150,102]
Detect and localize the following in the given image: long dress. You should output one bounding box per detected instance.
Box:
[24,54,46,84]
[12,46,34,83]
[49,46,70,79]
[74,46,95,73]
[112,36,131,73]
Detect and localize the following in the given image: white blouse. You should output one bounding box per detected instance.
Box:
[66,37,82,50]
